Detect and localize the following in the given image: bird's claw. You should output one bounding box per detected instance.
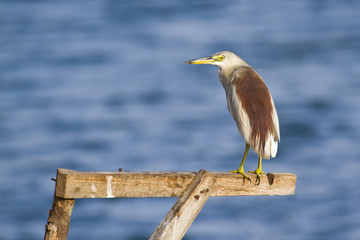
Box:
[229,168,251,183]
[248,169,265,185]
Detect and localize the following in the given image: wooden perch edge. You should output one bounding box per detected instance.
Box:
[55,168,296,199]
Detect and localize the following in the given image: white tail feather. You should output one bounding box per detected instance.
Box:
[262,134,278,159]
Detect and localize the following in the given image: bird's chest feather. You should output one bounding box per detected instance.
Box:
[218,69,241,116]
[218,69,248,137]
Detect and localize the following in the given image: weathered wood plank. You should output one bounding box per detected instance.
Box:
[55,169,296,199]
[150,169,215,240]
[44,195,75,240]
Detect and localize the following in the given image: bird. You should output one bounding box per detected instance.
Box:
[185,51,280,183]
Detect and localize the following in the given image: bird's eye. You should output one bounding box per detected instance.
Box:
[219,56,225,61]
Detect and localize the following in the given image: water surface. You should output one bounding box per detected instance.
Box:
[1,1,360,239]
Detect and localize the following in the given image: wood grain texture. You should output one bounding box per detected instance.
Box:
[44,195,75,240]
[55,168,296,199]
[150,169,215,240]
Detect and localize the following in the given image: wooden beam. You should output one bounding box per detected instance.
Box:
[150,169,215,240]
[55,169,296,199]
[44,195,75,240]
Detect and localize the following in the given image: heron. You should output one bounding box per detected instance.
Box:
[185,51,280,183]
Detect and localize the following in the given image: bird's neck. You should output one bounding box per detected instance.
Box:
[218,66,239,84]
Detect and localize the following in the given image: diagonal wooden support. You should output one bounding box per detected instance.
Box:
[150,169,215,240]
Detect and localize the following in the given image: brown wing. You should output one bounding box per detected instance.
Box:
[232,67,277,157]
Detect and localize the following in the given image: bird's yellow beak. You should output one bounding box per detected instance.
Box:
[185,56,216,65]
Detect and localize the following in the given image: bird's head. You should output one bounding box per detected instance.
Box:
[185,51,249,69]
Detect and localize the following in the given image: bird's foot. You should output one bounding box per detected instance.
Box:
[248,168,265,185]
[229,167,251,182]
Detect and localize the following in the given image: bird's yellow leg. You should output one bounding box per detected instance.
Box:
[249,156,265,184]
[229,143,251,181]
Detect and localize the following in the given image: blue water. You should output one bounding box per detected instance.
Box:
[1,0,360,239]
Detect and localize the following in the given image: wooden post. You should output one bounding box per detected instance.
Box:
[150,169,215,240]
[44,171,75,240]
[44,168,297,240]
